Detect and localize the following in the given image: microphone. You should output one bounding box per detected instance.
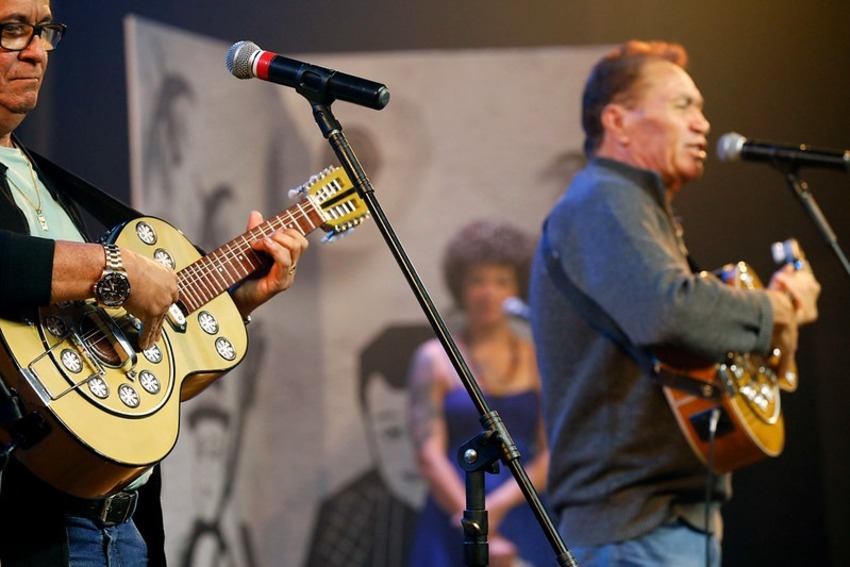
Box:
[503,296,531,321]
[225,40,390,110]
[717,132,850,172]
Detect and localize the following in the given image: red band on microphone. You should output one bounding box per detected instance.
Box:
[255,51,275,80]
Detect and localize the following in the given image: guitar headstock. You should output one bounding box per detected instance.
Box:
[289,166,370,242]
[771,238,808,272]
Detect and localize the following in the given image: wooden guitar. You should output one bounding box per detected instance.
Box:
[661,239,807,473]
[0,166,367,498]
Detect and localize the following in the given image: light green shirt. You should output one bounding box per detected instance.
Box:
[0,145,85,242]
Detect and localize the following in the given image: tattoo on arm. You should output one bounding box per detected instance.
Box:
[410,372,443,448]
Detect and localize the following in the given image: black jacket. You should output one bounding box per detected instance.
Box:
[0,144,166,566]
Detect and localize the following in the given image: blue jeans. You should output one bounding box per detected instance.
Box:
[567,519,721,567]
[65,515,148,567]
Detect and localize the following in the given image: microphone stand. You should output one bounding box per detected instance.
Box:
[306,95,578,567]
[775,164,850,281]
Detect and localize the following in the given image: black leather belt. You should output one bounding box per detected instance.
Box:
[63,490,139,528]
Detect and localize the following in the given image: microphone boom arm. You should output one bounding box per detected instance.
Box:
[780,166,850,282]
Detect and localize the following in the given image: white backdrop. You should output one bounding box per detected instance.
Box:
[126,15,605,566]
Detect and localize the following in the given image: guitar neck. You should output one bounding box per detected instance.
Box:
[177,199,323,313]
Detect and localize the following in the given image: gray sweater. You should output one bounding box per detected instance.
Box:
[529,157,773,547]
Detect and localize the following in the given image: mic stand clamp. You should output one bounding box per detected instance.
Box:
[457,411,513,567]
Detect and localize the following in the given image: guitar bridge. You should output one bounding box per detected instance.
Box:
[84,309,138,370]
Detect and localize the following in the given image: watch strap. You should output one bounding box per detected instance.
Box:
[103,244,125,273]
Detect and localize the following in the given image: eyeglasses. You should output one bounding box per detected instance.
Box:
[0,21,67,52]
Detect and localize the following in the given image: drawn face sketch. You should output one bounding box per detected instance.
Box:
[364,373,426,508]
[141,71,204,231]
[187,405,231,521]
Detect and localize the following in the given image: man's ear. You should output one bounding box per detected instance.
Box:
[600,103,630,145]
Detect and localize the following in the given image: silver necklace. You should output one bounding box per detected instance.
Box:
[7,151,48,231]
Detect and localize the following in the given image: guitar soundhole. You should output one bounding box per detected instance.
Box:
[78,316,121,367]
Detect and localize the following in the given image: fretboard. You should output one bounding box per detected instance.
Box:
[177,198,323,313]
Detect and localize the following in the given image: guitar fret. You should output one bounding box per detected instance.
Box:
[293,203,314,234]
[187,261,217,307]
[183,236,264,310]
[287,202,318,234]
[183,263,207,306]
[178,278,209,313]
[280,210,295,229]
[216,243,246,282]
[178,271,203,313]
[180,263,205,304]
[196,266,217,304]
[204,250,234,290]
[175,172,347,315]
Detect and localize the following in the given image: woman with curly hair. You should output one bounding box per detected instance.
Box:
[408,219,551,567]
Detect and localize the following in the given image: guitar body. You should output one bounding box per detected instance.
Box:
[0,166,367,498]
[0,218,247,497]
[662,260,798,473]
[662,353,785,473]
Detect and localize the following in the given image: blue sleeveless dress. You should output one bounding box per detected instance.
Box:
[409,388,554,566]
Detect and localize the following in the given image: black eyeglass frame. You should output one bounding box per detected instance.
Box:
[0,21,67,52]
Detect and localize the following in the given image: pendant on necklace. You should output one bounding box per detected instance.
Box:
[37,212,49,231]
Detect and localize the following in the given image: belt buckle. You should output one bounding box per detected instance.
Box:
[98,491,138,528]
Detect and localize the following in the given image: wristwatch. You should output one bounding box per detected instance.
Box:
[94,244,131,307]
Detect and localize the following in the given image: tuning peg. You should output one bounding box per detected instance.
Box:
[288,166,336,201]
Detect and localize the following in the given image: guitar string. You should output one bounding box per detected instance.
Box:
[181,202,309,287]
[178,176,357,301]
[177,201,317,310]
[178,210,306,308]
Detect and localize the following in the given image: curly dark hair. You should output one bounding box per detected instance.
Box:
[582,40,689,156]
[442,219,537,307]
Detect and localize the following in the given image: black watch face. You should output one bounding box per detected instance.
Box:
[97,272,131,307]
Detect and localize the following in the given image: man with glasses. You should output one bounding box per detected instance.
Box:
[0,1,309,565]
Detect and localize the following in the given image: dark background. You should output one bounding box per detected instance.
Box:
[23,1,850,565]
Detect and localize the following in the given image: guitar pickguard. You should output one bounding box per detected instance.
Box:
[34,301,176,418]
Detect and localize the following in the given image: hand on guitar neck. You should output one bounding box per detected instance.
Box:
[765,239,821,380]
[769,266,820,325]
